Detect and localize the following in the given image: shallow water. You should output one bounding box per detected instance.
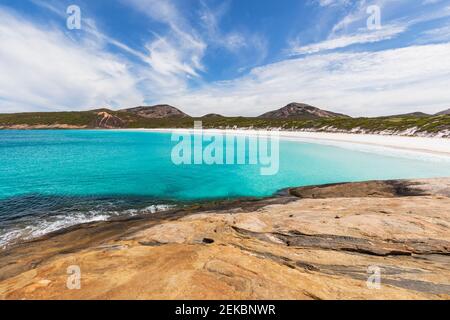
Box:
[1,129,449,246]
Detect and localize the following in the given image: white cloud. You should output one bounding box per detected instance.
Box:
[197,1,268,68]
[422,0,444,4]
[125,0,206,77]
[288,1,401,56]
[28,0,202,103]
[329,0,391,34]
[165,43,450,117]
[199,1,244,52]
[123,0,268,101]
[419,24,450,43]
[198,1,247,53]
[315,0,351,7]
[112,0,209,102]
[290,25,406,55]
[0,7,144,112]
[2,0,450,118]
[30,0,150,64]
[291,0,450,56]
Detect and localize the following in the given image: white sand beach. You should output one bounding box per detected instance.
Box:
[123,128,450,159]
[277,131,450,157]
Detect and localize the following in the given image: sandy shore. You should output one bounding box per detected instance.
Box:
[126,129,450,158]
[1,178,449,300]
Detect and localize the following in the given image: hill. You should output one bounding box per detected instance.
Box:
[259,103,350,119]
[0,104,449,137]
[436,109,450,116]
[202,113,225,118]
[120,105,190,119]
[385,112,431,118]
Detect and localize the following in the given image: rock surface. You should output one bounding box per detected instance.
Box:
[0,178,449,300]
[94,112,125,128]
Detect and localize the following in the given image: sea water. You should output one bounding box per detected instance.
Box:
[1,130,449,247]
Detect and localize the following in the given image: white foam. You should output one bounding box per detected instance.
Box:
[0,204,174,249]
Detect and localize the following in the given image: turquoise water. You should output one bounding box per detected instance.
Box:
[0,130,449,246]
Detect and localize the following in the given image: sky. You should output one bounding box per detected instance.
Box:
[0,0,450,117]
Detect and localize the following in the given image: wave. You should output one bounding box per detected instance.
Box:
[0,204,174,249]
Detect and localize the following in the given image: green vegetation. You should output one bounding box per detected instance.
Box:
[0,110,144,127]
[0,111,98,127]
[125,114,450,135]
[1,110,449,135]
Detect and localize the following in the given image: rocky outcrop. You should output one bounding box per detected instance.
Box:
[121,105,190,119]
[259,103,350,119]
[94,112,125,128]
[289,178,450,199]
[0,178,449,299]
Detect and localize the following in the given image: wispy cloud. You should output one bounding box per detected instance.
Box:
[166,43,450,117]
[291,0,450,56]
[198,1,249,53]
[0,7,143,112]
[197,0,268,70]
[417,23,450,44]
[422,0,445,5]
[123,0,269,100]
[290,24,406,55]
[2,0,450,117]
[116,0,209,101]
[125,0,206,77]
[314,0,351,7]
[30,0,204,101]
[289,0,402,56]
[329,0,390,35]
[30,0,150,63]
[200,1,268,61]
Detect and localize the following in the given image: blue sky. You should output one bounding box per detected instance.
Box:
[0,0,450,116]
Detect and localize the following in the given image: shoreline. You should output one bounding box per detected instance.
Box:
[1,129,449,250]
[122,128,450,158]
[2,128,450,157]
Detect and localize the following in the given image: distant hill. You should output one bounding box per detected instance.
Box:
[385,112,431,118]
[436,109,450,115]
[120,105,190,119]
[1,103,449,137]
[259,103,350,119]
[202,113,224,118]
